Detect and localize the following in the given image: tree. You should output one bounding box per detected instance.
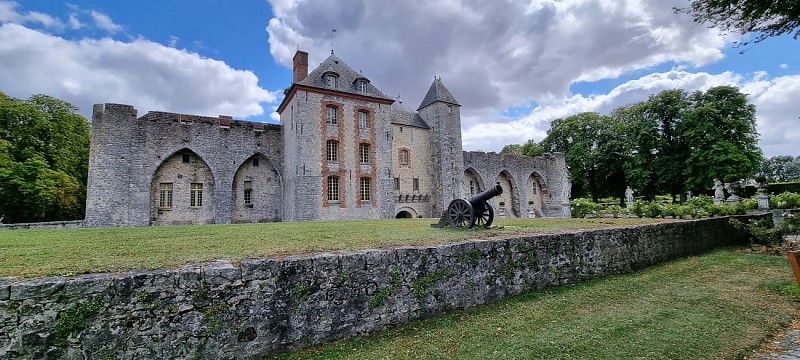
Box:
[541,112,622,202]
[500,139,545,158]
[0,91,90,223]
[676,0,800,46]
[681,86,762,191]
[758,155,800,182]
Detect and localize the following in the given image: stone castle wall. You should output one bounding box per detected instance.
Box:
[0,215,758,359]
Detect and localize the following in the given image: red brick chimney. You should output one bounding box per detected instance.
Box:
[293,50,308,83]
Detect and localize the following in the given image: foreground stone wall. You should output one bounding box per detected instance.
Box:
[0,216,760,359]
[0,220,86,231]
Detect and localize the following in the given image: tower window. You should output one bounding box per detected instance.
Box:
[359,143,370,164]
[326,140,339,162]
[360,177,371,201]
[399,149,409,165]
[413,178,420,191]
[358,110,369,129]
[326,105,338,125]
[182,154,190,163]
[394,177,400,191]
[327,176,339,202]
[190,183,203,207]
[159,183,173,208]
[252,158,260,167]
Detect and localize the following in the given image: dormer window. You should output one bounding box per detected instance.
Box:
[323,71,339,88]
[354,77,370,93]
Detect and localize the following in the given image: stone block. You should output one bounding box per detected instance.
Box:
[0,277,15,300]
[10,277,66,300]
[63,273,112,297]
[241,258,282,281]
[203,260,241,287]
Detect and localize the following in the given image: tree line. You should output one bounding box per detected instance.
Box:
[0,91,91,223]
[504,86,768,203]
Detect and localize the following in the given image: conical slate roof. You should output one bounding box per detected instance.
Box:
[298,54,393,101]
[417,78,460,110]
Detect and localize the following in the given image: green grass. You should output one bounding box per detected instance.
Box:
[0,217,667,278]
[276,249,800,360]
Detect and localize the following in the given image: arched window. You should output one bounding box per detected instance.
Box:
[326,105,338,125]
[328,176,339,202]
[360,177,371,201]
[326,140,338,162]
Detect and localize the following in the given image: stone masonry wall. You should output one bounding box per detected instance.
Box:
[0,216,759,359]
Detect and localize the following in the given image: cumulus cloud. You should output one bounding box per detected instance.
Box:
[0,23,275,119]
[267,0,727,118]
[0,0,64,30]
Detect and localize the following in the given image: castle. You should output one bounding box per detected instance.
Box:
[85,51,571,226]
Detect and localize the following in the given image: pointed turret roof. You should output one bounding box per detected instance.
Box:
[417,78,460,110]
[297,54,393,101]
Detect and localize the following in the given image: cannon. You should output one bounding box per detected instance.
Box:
[434,184,503,229]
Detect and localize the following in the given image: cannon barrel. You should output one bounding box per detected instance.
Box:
[468,184,503,206]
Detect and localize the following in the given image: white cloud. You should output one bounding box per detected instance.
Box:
[781,64,790,69]
[0,0,64,30]
[89,10,121,34]
[0,23,275,119]
[67,13,82,29]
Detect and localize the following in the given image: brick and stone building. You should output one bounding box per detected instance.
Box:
[85,51,571,226]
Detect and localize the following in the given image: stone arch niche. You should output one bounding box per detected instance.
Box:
[526,172,548,217]
[495,170,519,217]
[150,148,216,225]
[395,207,417,218]
[231,154,282,223]
[463,168,485,197]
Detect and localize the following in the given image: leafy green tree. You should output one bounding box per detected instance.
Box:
[0,91,90,223]
[681,86,762,191]
[500,139,545,158]
[758,155,800,182]
[676,0,800,46]
[644,89,691,201]
[541,112,622,202]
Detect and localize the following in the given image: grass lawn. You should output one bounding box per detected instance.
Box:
[0,217,670,278]
[277,249,800,360]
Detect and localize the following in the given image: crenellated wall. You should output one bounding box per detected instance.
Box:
[0,216,759,359]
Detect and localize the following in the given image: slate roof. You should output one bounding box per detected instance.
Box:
[390,100,430,129]
[417,78,460,110]
[297,54,393,101]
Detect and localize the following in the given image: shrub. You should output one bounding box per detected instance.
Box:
[571,198,603,218]
[740,198,758,211]
[755,175,767,183]
[686,195,714,209]
[606,205,624,218]
[730,218,785,246]
[771,192,800,209]
[630,200,646,218]
[724,175,739,183]
[644,202,665,218]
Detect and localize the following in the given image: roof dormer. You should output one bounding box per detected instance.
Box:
[322,71,339,88]
[354,76,370,93]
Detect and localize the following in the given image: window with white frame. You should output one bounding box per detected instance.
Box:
[358,110,369,129]
[327,176,339,202]
[159,183,173,208]
[360,177,371,201]
[326,74,338,88]
[326,140,338,162]
[356,80,367,92]
[326,105,338,125]
[359,143,370,164]
[399,149,409,165]
[190,183,203,207]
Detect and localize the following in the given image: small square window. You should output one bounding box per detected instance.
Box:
[253,158,260,167]
[182,154,190,163]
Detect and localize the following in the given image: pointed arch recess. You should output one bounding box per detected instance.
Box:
[150,148,216,225]
[231,153,283,223]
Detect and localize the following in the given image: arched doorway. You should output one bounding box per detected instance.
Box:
[231,154,282,223]
[526,172,548,217]
[150,149,216,225]
[396,211,413,218]
[495,170,519,217]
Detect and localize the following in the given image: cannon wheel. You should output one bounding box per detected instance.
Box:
[470,202,494,228]
[446,199,474,228]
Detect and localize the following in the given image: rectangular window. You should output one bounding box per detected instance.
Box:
[357,80,367,93]
[469,180,475,195]
[182,154,190,163]
[359,143,370,164]
[243,181,252,205]
[326,140,338,162]
[399,149,409,165]
[252,158,259,167]
[394,177,400,191]
[358,111,369,129]
[413,178,419,191]
[360,178,371,201]
[190,183,203,207]
[159,183,173,208]
[326,74,338,88]
[328,176,339,202]
[326,105,337,125]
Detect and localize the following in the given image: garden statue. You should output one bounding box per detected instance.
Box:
[713,178,724,205]
[723,176,741,203]
[686,191,693,200]
[756,176,770,210]
[625,186,635,208]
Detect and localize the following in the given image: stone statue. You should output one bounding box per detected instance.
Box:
[713,178,724,204]
[625,186,634,205]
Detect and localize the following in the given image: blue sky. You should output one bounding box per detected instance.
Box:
[1,0,798,156]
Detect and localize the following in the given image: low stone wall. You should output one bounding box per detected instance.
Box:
[0,220,86,231]
[0,215,761,359]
